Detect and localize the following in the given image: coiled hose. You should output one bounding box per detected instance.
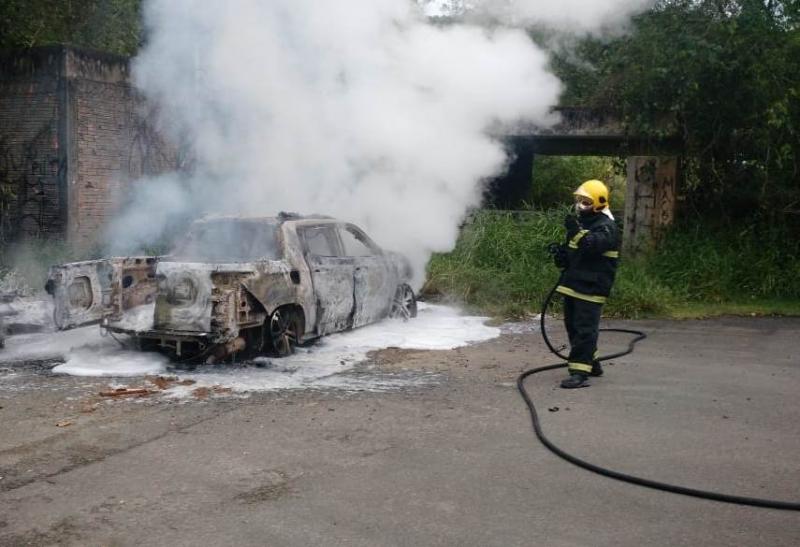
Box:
[517,281,800,511]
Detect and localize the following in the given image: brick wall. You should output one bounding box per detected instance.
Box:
[67,49,178,247]
[0,48,66,244]
[0,46,178,250]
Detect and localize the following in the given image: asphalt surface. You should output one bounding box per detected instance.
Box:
[0,317,799,546]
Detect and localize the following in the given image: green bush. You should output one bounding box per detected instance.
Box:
[648,221,800,301]
[425,209,566,318]
[531,156,626,212]
[424,210,800,319]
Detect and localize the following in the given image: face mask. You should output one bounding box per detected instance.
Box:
[575,200,594,215]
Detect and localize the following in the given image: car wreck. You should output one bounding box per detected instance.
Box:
[45,213,417,363]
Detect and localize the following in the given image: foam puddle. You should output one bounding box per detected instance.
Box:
[174,303,498,394]
[0,303,499,394]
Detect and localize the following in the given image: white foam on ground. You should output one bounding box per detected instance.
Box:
[501,315,541,335]
[1,303,499,394]
[173,303,498,394]
[1,324,116,362]
[52,348,169,377]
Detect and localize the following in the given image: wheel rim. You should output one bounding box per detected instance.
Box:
[393,286,414,320]
[270,310,297,355]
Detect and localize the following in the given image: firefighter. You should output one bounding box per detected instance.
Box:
[553,179,620,388]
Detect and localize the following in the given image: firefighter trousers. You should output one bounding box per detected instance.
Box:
[563,295,603,375]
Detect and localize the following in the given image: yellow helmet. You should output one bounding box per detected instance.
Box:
[573,179,609,212]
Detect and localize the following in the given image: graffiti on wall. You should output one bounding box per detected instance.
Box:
[0,124,65,246]
[655,158,677,229]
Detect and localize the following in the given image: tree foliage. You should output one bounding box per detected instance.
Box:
[550,0,800,223]
[0,0,142,56]
[531,156,626,211]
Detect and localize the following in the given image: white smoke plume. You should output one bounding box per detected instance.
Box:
[427,1,654,31]
[110,0,653,286]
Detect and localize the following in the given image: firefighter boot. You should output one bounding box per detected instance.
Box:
[560,373,590,389]
[590,360,603,377]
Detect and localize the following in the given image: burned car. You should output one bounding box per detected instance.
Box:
[46,213,417,363]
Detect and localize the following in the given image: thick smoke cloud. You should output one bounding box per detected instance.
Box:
[111,0,652,286]
[428,1,653,31]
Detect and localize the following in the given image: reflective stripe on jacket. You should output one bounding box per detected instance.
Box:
[559,212,620,301]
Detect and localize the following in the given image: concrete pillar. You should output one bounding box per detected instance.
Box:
[623,156,678,255]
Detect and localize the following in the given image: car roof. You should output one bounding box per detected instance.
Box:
[193,212,337,226]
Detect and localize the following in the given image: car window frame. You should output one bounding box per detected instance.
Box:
[299,224,343,258]
[339,226,376,257]
[341,224,381,257]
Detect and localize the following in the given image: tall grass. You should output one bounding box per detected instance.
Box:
[424,210,800,318]
[648,222,800,301]
[425,209,566,317]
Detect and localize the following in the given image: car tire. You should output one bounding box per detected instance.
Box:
[390,284,417,320]
[267,307,300,357]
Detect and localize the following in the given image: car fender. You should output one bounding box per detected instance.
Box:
[241,262,313,335]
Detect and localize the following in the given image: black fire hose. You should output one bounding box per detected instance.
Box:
[517,280,800,511]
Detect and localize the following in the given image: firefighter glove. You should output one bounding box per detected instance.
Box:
[551,244,569,269]
[564,215,579,232]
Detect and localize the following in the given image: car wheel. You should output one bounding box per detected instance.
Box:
[268,307,299,357]
[390,284,417,320]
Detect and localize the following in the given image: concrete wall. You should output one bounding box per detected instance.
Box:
[0,46,178,249]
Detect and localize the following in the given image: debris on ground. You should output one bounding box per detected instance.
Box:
[145,375,179,390]
[145,376,196,390]
[95,377,201,400]
[55,420,73,427]
[99,387,152,398]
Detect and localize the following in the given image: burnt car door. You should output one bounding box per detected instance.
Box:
[46,257,158,330]
[341,224,394,328]
[299,224,355,336]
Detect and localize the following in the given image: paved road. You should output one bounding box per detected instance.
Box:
[1,317,798,546]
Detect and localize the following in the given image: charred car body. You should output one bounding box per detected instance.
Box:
[46,213,416,363]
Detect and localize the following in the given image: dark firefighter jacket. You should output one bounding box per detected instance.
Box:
[556,211,620,304]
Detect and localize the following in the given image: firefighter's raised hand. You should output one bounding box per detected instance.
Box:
[577,225,614,254]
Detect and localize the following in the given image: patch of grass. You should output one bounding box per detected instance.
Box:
[425,209,567,319]
[668,300,800,319]
[424,210,800,319]
[603,260,676,318]
[648,222,800,301]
